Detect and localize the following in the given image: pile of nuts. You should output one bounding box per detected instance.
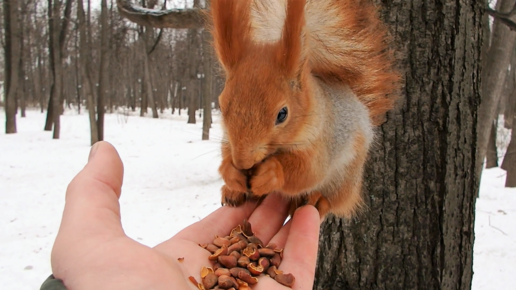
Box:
[189,219,295,290]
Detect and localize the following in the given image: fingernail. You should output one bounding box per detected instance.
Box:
[88,142,100,162]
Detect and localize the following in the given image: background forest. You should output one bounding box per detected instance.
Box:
[1,0,221,142]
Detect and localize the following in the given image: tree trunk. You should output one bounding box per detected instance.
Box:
[44,91,54,131]
[504,52,516,129]
[314,1,481,289]
[501,128,516,187]
[18,11,26,119]
[49,0,62,139]
[504,83,516,129]
[142,37,159,118]
[188,90,197,124]
[202,29,213,140]
[97,0,109,141]
[3,0,20,134]
[45,0,72,138]
[172,82,179,115]
[78,0,98,145]
[187,28,199,124]
[486,121,499,168]
[502,86,516,187]
[140,77,147,116]
[477,0,516,176]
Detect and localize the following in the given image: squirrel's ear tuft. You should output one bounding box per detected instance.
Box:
[211,0,252,71]
[277,0,307,78]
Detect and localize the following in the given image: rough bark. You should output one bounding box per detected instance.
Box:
[3,0,20,134]
[478,0,516,175]
[78,0,98,145]
[314,1,481,289]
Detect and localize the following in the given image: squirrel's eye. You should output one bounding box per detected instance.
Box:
[276,107,288,125]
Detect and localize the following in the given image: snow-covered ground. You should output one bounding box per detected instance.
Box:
[0,109,515,289]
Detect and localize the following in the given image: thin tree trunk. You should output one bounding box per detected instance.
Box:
[502,128,516,187]
[486,121,499,168]
[78,0,98,145]
[97,0,109,141]
[18,8,26,119]
[3,0,20,134]
[505,91,516,130]
[36,30,46,112]
[314,0,481,289]
[172,82,178,115]
[179,81,183,116]
[504,52,516,129]
[44,89,54,131]
[187,28,199,124]
[50,0,63,139]
[140,76,146,116]
[188,89,197,124]
[143,46,159,118]
[502,85,516,187]
[202,29,212,140]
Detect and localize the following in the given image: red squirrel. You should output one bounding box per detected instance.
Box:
[210,0,399,218]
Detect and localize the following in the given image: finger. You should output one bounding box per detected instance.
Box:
[172,201,258,244]
[267,218,292,249]
[278,206,320,290]
[247,193,290,245]
[58,141,125,241]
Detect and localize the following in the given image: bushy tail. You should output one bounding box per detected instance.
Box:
[251,0,400,125]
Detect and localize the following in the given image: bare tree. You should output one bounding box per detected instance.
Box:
[140,27,159,118]
[202,29,212,140]
[44,0,73,139]
[96,0,109,141]
[78,0,99,145]
[3,0,21,134]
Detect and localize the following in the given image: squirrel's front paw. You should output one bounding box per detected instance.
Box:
[219,158,249,206]
[249,157,285,196]
[221,185,248,207]
[219,158,248,193]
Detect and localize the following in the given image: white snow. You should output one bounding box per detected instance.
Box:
[0,109,515,289]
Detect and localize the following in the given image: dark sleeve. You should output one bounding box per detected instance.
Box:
[40,275,67,290]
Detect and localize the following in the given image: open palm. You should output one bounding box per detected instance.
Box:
[50,142,320,290]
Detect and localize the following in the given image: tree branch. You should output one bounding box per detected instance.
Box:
[486,3,516,32]
[116,0,205,29]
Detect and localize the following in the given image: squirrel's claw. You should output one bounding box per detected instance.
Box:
[221,185,247,207]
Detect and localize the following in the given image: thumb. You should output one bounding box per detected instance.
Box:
[57,141,125,244]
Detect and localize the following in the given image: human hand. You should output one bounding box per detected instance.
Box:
[50,141,320,290]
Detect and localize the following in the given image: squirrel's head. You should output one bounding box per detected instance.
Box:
[212,0,311,170]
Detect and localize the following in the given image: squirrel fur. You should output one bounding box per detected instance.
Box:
[210,0,399,218]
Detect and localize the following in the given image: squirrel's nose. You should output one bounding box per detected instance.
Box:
[233,158,255,170]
